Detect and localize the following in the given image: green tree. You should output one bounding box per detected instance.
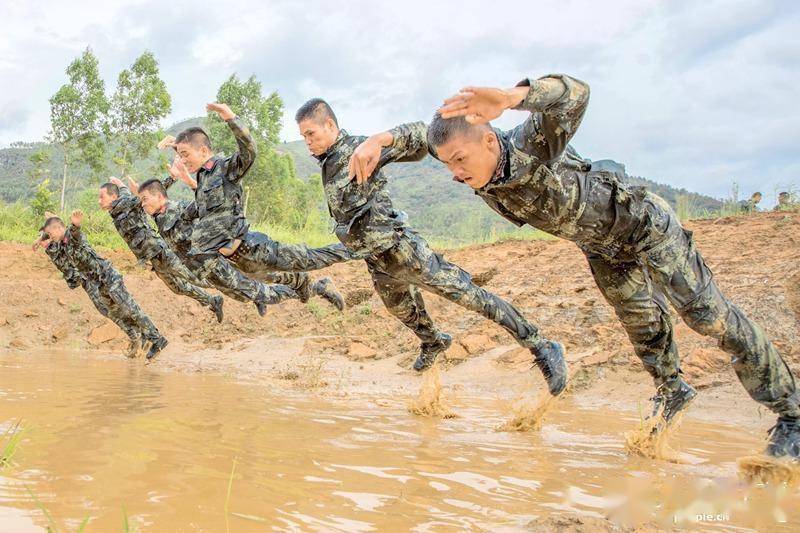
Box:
[48,47,109,210]
[108,51,172,176]
[28,149,52,188]
[30,179,57,218]
[208,74,324,229]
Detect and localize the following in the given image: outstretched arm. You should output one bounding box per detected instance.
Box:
[167,157,197,190]
[207,102,256,182]
[438,74,590,162]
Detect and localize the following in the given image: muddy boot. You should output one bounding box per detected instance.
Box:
[312,277,345,312]
[413,333,452,372]
[531,340,568,396]
[146,336,168,360]
[649,376,697,432]
[766,416,800,459]
[210,295,224,323]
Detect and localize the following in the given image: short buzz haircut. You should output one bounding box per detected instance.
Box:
[427,112,489,155]
[175,127,212,149]
[139,179,168,198]
[295,98,338,126]
[42,216,64,230]
[100,182,120,197]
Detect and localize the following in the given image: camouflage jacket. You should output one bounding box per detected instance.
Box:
[392,74,661,260]
[153,200,197,260]
[314,129,411,255]
[44,238,83,289]
[63,224,118,282]
[109,185,168,262]
[190,117,256,255]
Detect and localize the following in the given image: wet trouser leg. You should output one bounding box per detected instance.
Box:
[230,252,311,295]
[83,279,140,341]
[150,251,216,308]
[645,221,800,417]
[585,252,680,384]
[368,230,541,348]
[231,231,356,273]
[99,272,162,343]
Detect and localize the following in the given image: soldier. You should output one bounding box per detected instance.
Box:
[739,192,762,213]
[294,98,567,396]
[98,177,224,323]
[168,103,356,285]
[33,231,138,356]
[39,213,168,359]
[353,72,800,458]
[774,191,797,212]
[133,178,301,316]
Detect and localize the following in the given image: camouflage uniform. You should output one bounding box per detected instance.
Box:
[59,224,163,345]
[108,185,218,310]
[187,116,354,272]
[313,129,542,350]
[393,73,799,417]
[153,199,296,306]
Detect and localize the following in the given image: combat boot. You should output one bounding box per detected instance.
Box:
[766,416,800,459]
[531,340,568,396]
[312,277,345,312]
[413,333,452,372]
[649,376,697,432]
[146,336,168,360]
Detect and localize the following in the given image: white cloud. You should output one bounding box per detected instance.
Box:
[0,0,797,204]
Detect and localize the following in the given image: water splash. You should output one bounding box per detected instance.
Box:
[497,390,553,432]
[408,365,457,419]
[624,403,683,463]
[738,455,800,485]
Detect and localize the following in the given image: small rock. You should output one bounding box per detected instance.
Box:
[51,325,70,342]
[57,298,67,307]
[445,342,469,361]
[459,333,495,354]
[0,315,9,326]
[8,338,27,349]
[88,322,125,345]
[348,341,377,360]
[23,310,39,318]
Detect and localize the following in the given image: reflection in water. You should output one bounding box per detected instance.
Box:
[1,350,799,531]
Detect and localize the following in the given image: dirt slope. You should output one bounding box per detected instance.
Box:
[1,211,798,399]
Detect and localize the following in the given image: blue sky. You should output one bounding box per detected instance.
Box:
[0,0,797,204]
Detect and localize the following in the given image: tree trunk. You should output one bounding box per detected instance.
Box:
[60,151,68,212]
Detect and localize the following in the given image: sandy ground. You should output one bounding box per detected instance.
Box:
[1,211,799,436]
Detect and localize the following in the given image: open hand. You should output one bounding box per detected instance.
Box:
[157,134,176,150]
[438,86,516,124]
[109,176,124,188]
[127,177,140,194]
[348,137,384,184]
[206,102,235,121]
[70,209,84,227]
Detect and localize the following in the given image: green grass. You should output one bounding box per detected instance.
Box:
[1,419,25,469]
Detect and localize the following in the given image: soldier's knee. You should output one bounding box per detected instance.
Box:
[679,297,728,338]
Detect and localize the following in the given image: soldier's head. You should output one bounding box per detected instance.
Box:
[427,113,497,189]
[751,192,762,203]
[41,216,66,241]
[778,191,790,204]
[138,179,169,215]
[174,127,213,173]
[98,182,120,211]
[296,98,339,156]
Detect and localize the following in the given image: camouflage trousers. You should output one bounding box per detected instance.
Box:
[228,231,356,273]
[189,252,296,305]
[366,229,541,348]
[586,212,800,417]
[82,272,161,344]
[149,249,216,309]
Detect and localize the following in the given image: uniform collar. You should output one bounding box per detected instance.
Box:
[314,129,348,165]
[200,157,217,172]
[481,129,511,191]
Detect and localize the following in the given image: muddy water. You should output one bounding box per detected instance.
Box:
[1,351,799,531]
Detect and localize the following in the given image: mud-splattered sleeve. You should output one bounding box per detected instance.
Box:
[226,117,257,182]
[512,74,590,162]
